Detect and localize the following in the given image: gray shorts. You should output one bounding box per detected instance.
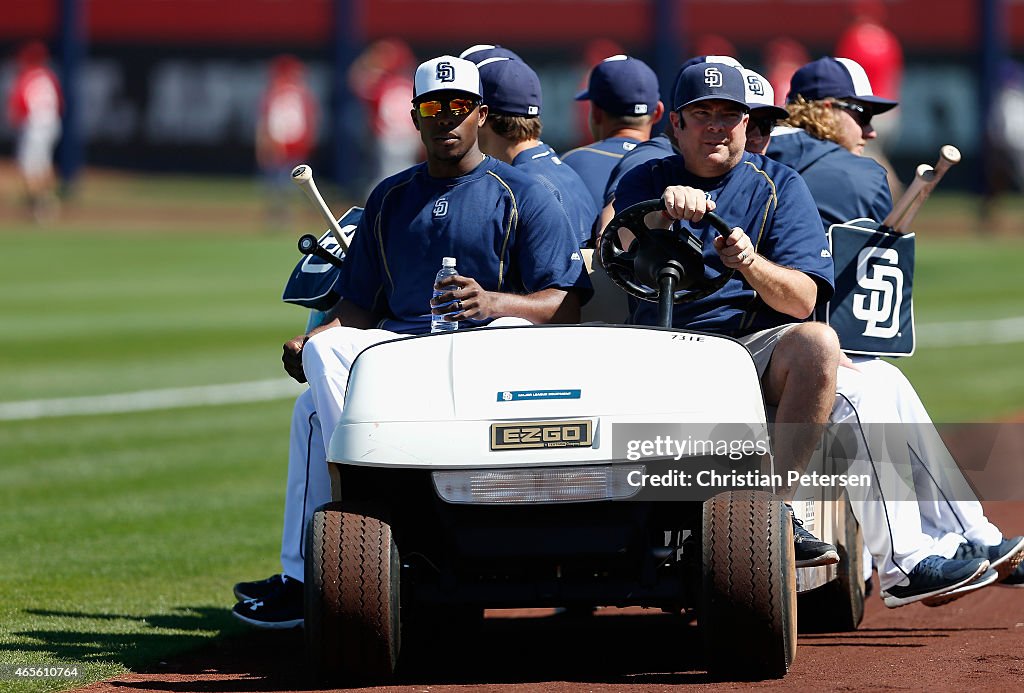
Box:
[738,323,799,379]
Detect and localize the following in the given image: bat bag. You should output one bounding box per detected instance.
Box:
[823,218,916,357]
[281,206,362,310]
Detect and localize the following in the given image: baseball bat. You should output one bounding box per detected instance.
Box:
[929,144,961,189]
[892,146,962,234]
[290,164,350,253]
[298,234,346,270]
[881,164,934,233]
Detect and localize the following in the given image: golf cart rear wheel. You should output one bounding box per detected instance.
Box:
[798,498,865,632]
[701,491,797,679]
[305,502,401,684]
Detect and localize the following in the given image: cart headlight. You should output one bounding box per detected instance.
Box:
[432,465,644,504]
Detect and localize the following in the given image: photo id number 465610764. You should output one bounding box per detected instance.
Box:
[1,665,82,679]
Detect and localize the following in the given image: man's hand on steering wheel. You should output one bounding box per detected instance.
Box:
[661,185,717,223]
[714,226,757,270]
[599,197,738,306]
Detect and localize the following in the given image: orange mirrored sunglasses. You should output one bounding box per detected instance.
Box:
[416,98,479,118]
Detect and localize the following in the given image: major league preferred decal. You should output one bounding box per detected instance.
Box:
[852,246,904,338]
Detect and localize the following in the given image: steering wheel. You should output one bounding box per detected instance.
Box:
[599,198,735,304]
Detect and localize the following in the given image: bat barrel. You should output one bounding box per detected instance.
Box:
[882,164,934,230]
[289,163,350,253]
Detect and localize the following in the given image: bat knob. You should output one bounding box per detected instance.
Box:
[298,234,318,255]
[291,164,311,182]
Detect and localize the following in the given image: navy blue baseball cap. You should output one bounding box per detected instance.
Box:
[477,57,542,116]
[672,62,749,112]
[787,57,898,114]
[575,55,660,116]
[459,44,523,63]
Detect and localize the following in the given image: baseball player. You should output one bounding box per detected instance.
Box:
[759,58,1023,604]
[613,61,844,568]
[560,55,664,212]
[598,56,743,238]
[595,60,1017,607]
[232,55,591,628]
[740,68,789,155]
[471,55,597,248]
[766,57,892,227]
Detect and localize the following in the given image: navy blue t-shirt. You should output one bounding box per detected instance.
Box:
[614,152,833,336]
[336,156,592,334]
[560,136,642,210]
[512,142,598,248]
[603,133,675,207]
[766,127,893,228]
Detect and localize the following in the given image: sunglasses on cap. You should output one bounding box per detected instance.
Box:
[416,97,480,118]
[832,100,872,128]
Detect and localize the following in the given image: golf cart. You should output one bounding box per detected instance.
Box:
[296,199,862,683]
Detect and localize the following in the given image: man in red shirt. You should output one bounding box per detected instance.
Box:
[256,55,318,227]
[347,39,421,195]
[7,41,63,223]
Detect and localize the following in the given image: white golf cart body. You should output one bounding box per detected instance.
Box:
[332,325,765,467]
[306,319,862,682]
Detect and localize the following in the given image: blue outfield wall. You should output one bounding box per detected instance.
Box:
[0,41,997,192]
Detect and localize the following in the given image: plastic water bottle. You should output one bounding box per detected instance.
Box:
[431,257,459,333]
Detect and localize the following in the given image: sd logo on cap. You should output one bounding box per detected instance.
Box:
[413,55,482,101]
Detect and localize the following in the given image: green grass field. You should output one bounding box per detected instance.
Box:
[0,171,1022,692]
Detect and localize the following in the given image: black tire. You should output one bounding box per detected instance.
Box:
[798,498,865,632]
[305,502,401,684]
[701,490,797,679]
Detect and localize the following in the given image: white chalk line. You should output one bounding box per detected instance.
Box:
[0,378,304,422]
[2,316,1023,421]
[915,315,1024,347]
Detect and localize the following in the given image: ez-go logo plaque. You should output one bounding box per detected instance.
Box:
[490,420,593,450]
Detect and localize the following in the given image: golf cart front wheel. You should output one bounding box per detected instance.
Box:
[701,490,797,679]
[305,502,401,684]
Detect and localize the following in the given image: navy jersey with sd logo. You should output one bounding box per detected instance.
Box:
[336,156,592,334]
[614,151,833,336]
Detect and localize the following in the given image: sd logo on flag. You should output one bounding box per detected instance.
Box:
[825,219,916,357]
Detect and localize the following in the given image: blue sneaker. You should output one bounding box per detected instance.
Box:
[789,510,840,568]
[921,569,999,605]
[922,567,999,607]
[881,555,989,608]
[951,536,1024,581]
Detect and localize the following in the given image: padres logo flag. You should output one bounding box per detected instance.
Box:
[825,219,916,357]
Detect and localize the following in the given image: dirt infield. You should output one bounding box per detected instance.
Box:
[75,500,1024,693]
